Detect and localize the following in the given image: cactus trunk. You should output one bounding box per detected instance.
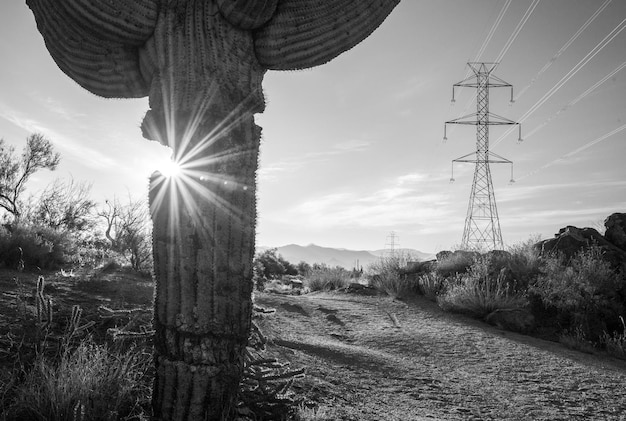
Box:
[143,3,262,419]
[148,104,258,419]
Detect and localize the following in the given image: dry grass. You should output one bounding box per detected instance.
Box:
[416,273,447,301]
[600,317,626,360]
[305,267,351,292]
[437,260,527,318]
[5,339,151,421]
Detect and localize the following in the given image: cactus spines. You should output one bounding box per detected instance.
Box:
[254,0,400,70]
[217,0,278,30]
[26,0,399,418]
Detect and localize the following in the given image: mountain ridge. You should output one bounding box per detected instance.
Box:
[257,243,435,269]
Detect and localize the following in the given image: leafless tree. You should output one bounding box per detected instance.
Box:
[97,195,151,272]
[25,177,96,232]
[0,133,60,221]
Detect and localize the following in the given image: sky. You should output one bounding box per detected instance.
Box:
[1,0,625,254]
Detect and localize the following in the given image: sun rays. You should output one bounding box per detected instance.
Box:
[145,76,262,243]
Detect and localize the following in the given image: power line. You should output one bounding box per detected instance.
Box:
[514,0,613,102]
[494,0,542,63]
[524,59,626,139]
[449,0,533,138]
[517,123,626,181]
[492,16,626,148]
[473,0,513,67]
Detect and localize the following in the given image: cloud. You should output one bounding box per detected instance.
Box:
[258,161,303,181]
[0,103,119,169]
[259,139,371,182]
[286,172,455,230]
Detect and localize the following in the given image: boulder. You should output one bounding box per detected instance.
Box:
[485,308,535,333]
[345,282,380,296]
[535,225,626,268]
[402,260,436,275]
[605,212,626,252]
[436,250,452,261]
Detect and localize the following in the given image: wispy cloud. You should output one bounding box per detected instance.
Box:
[30,93,88,121]
[0,103,119,169]
[259,139,371,182]
[286,172,455,230]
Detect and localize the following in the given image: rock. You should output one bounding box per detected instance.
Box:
[485,249,512,262]
[535,225,626,268]
[485,308,535,333]
[605,213,626,252]
[436,250,452,261]
[402,260,436,275]
[345,283,380,296]
[290,279,304,289]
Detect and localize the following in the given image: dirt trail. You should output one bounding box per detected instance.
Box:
[255,291,626,421]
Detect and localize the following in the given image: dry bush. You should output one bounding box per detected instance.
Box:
[600,317,626,360]
[437,256,528,318]
[367,252,417,298]
[305,265,351,291]
[8,341,151,421]
[530,246,625,340]
[416,272,448,301]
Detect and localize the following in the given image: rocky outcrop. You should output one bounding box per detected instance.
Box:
[605,213,626,252]
[535,224,626,268]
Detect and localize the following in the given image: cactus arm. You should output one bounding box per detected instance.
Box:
[217,0,279,30]
[253,0,400,70]
[25,0,158,98]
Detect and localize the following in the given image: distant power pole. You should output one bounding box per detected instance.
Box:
[444,62,521,251]
[385,231,399,258]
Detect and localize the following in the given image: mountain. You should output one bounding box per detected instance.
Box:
[257,244,435,270]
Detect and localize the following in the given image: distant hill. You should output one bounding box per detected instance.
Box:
[257,244,435,270]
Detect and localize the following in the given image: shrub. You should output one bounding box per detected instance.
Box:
[8,340,151,421]
[0,223,80,269]
[305,265,351,291]
[600,316,626,360]
[559,326,596,354]
[530,246,624,339]
[506,236,542,290]
[367,252,417,298]
[416,272,448,301]
[437,256,528,318]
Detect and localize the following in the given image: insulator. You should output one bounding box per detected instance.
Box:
[449,178,455,183]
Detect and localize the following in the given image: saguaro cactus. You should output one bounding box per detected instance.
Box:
[26,0,399,419]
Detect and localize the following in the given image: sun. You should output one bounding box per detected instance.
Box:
[159,158,182,178]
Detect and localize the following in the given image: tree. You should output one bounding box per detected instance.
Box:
[255,248,297,279]
[27,1,399,418]
[25,177,96,232]
[98,196,152,272]
[0,134,60,220]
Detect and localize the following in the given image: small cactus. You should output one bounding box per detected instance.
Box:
[35,276,53,330]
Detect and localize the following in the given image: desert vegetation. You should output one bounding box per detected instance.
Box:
[256,235,626,360]
[1,133,625,419]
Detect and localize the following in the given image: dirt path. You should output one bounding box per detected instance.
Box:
[255,291,626,421]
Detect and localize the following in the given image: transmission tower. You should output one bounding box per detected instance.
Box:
[384,231,399,258]
[444,62,521,251]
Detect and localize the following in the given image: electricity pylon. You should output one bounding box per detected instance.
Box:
[384,231,399,258]
[444,62,521,251]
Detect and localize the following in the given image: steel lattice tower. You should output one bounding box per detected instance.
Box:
[444,63,521,251]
